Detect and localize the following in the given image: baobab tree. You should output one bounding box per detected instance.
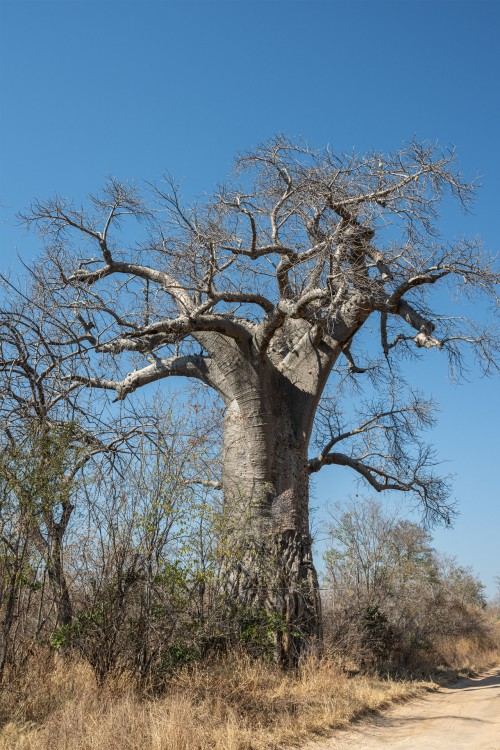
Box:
[15,137,499,664]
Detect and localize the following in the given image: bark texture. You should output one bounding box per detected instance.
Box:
[219,360,323,665]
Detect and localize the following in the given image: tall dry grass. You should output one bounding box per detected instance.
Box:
[433,626,500,675]
[0,652,426,750]
[1,626,498,750]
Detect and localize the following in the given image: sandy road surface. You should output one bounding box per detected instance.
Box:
[305,667,500,750]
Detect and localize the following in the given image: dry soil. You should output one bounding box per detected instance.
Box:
[304,667,500,750]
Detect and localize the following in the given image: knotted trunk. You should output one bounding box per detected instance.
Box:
[220,389,322,666]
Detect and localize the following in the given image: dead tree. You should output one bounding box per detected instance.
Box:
[14,137,500,665]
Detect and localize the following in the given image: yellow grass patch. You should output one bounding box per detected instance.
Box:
[0,653,430,750]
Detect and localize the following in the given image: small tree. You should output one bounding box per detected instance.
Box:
[323,498,488,668]
[0,294,166,651]
[10,137,500,664]
[324,499,437,607]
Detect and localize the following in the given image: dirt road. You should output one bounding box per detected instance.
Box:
[305,667,500,750]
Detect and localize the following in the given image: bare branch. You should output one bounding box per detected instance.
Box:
[67,353,214,400]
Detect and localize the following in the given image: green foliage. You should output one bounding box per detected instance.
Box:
[361,605,394,665]
[50,607,104,651]
[238,606,288,650]
[2,422,82,514]
[49,624,72,651]
[162,643,199,669]
[192,602,290,662]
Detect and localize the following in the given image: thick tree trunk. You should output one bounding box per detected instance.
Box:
[220,389,322,667]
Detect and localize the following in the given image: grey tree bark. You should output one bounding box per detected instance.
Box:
[220,370,322,664]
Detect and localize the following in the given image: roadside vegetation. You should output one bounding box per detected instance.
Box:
[1,418,498,750]
[1,617,498,750]
[322,498,499,678]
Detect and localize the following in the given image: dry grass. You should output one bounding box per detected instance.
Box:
[2,628,499,750]
[433,626,500,677]
[0,652,427,750]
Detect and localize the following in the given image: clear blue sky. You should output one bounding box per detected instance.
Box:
[1,0,499,595]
